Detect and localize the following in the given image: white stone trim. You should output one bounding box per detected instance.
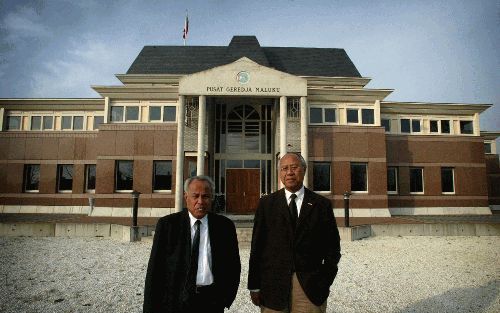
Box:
[333,208,391,217]
[389,207,492,215]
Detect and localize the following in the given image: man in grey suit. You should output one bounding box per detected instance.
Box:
[248,153,341,313]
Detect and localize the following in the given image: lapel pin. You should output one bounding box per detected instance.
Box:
[307,202,312,206]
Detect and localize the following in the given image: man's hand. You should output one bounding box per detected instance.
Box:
[250,291,260,306]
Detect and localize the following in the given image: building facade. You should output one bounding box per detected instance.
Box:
[0,36,498,217]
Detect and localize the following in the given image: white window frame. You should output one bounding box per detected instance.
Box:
[23,164,40,193]
[309,105,338,125]
[381,118,391,133]
[148,104,177,123]
[387,167,398,195]
[109,102,141,123]
[153,160,173,192]
[441,167,455,195]
[350,162,368,193]
[57,164,74,193]
[42,115,55,130]
[6,115,22,130]
[93,115,104,130]
[399,117,423,134]
[459,120,474,135]
[115,160,134,192]
[346,108,360,125]
[85,164,96,193]
[312,162,331,193]
[409,167,424,194]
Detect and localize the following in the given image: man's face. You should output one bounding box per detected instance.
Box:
[184,179,212,219]
[279,154,305,193]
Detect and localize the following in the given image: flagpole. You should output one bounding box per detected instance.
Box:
[183,10,189,46]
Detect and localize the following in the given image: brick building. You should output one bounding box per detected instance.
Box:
[0,36,498,217]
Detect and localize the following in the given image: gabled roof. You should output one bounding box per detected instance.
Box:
[126,36,361,77]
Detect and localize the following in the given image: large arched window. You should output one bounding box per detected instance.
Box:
[226,105,260,152]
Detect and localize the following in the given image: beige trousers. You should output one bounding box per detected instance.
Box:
[261,273,327,313]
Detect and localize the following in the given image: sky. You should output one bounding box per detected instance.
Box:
[0,0,498,132]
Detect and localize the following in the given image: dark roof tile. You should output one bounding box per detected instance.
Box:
[126,36,361,77]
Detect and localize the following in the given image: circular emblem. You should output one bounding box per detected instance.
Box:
[236,71,250,84]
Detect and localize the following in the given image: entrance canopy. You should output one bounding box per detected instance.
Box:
[179,57,307,97]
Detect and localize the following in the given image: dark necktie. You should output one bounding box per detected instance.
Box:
[187,220,201,293]
[289,194,298,225]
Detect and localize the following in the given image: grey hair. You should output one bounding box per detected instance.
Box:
[184,175,215,198]
[279,152,307,171]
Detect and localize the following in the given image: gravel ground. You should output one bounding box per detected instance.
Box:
[0,236,498,313]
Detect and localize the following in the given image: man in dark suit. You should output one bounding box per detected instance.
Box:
[248,152,341,312]
[144,176,241,313]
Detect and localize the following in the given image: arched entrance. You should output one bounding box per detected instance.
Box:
[214,101,273,214]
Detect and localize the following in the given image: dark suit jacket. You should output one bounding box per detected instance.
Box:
[143,210,241,313]
[248,188,341,310]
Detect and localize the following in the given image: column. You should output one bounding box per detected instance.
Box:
[103,97,110,123]
[280,96,287,158]
[300,96,309,187]
[0,108,4,131]
[473,113,480,136]
[374,100,381,126]
[197,95,206,175]
[175,96,186,212]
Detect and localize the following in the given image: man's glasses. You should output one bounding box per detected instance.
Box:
[280,165,301,173]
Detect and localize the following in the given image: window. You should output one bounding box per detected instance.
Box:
[110,106,124,122]
[73,116,84,130]
[163,106,176,122]
[31,116,41,130]
[43,116,54,130]
[57,164,73,192]
[387,167,398,194]
[115,160,133,191]
[153,161,173,191]
[185,97,199,128]
[400,118,421,133]
[61,116,84,130]
[411,120,421,132]
[93,116,104,130]
[441,120,450,133]
[85,164,96,192]
[7,116,21,130]
[62,116,72,130]
[287,98,300,120]
[309,107,336,124]
[347,109,359,123]
[484,143,492,154]
[324,108,336,123]
[351,163,367,192]
[401,119,411,133]
[125,106,139,121]
[430,120,439,133]
[381,119,391,132]
[460,121,473,134]
[313,162,330,192]
[441,167,454,193]
[410,168,424,193]
[149,107,161,121]
[310,108,322,123]
[361,109,374,124]
[23,164,40,192]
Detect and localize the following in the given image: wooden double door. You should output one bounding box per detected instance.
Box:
[225,169,260,214]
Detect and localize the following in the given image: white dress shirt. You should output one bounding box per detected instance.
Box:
[188,213,214,286]
[285,186,305,217]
